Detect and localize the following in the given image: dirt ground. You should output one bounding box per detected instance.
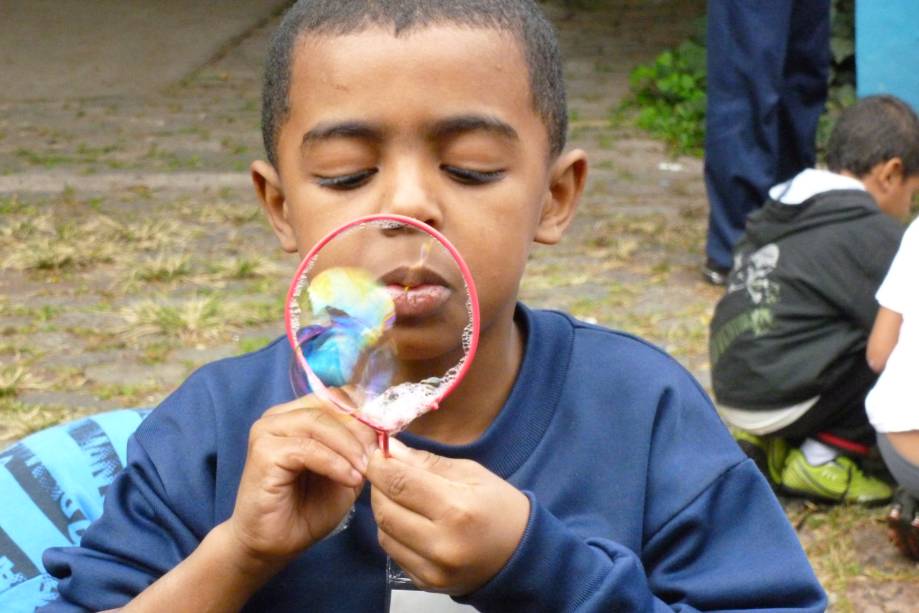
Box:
[1,1,916,609]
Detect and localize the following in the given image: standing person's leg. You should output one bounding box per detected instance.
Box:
[777,0,830,180]
[877,434,919,560]
[703,0,795,280]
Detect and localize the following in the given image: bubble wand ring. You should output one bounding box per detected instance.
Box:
[284,214,481,456]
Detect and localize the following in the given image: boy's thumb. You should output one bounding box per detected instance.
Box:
[388,437,459,476]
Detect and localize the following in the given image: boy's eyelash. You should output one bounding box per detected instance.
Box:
[315,169,378,189]
[443,166,506,185]
[314,167,504,189]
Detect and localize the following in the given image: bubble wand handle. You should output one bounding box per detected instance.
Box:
[285,214,481,457]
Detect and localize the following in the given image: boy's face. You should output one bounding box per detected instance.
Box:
[254,25,586,354]
[879,174,919,221]
[865,159,919,221]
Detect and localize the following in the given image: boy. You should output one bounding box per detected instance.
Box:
[710,95,919,505]
[866,215,919,560]
[42,1,825,610]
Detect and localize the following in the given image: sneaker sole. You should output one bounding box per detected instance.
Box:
[780,482,891,506]
[780,484,843,505]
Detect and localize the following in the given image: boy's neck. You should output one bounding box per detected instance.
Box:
[405,302,525,446]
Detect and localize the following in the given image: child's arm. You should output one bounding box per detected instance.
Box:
[114,521,291,612]
[112,396,374,612]
[867,306,903,372]
[45,395,377,612]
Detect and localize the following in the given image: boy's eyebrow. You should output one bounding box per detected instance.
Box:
[301,121,383,147]
[429,115,519,142]
[300,115,519,147]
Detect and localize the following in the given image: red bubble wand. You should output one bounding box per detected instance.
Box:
[284,214,481,457]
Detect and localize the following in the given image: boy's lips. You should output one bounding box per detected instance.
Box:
[380,267,453,319]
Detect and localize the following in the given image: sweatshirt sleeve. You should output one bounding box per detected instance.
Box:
[39,375,221,612]
[459,462,825,612]
[38,436,206,611]
[459,334,827,612]
[830,215,904,332]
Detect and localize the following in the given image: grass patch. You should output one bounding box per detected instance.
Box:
[142,144,203,171]
[787,504,894,610]
[113,219,186,250]
[140,341,175,365]
[3,236,117,272]
[121,295,225,342]
[197,202,262,226]
[238,336,272,354]
[208,255,280,281]
[0,195,29,214]
[120,294,279,344]
[0,363,46,398]
[95,382,164,404]
[0,397,76,442]
[134,254,192,282]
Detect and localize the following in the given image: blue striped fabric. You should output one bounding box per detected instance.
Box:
[0,409,148,612]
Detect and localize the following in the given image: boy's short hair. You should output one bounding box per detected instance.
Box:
[826,95,919,178]
[261,0,567,168]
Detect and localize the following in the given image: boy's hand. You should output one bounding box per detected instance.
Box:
[366,439,530,595]
[227,396,377,565]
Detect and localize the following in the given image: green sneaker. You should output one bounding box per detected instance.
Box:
[781,449,893,505]
[732,430,788,486]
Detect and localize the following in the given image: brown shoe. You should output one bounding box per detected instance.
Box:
[887,489,919,561]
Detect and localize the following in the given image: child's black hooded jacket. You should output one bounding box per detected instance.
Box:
[710,188,903,409]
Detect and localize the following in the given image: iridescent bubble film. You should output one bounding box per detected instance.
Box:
[287,218,478,435]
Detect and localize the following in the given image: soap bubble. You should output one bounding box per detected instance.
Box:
[286,215,480,442]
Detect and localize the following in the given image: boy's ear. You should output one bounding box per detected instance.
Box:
[535,149,588,245]
[877,157,905,189]
[251,160,298,253]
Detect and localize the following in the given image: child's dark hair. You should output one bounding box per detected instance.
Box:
[261,0,567,168]
[826,95,919,178]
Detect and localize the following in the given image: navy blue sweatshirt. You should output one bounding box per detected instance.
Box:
[42,306,825,611]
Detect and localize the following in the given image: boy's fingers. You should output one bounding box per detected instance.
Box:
[255,408,371,473]
[262,395,327,417]
[365,449,452,519]
[263,396,379,452]
[255,434,363,488]
[388,438,469,479]
[370,484,434,552]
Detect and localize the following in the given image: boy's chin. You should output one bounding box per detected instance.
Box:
[390,326,469,364]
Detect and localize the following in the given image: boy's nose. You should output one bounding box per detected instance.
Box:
[379,161,443,229]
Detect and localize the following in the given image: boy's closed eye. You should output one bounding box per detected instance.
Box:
[314,169,378,190]
[313,166,507,191]
[441,165,506,186]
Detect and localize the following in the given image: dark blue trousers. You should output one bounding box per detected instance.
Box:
[704,0,830,269]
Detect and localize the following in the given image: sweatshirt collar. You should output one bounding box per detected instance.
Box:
[398,304,572,478]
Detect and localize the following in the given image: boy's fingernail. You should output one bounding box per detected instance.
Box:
[360,453,369,470]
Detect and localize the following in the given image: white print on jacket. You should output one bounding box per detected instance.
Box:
[727,244,781,305]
